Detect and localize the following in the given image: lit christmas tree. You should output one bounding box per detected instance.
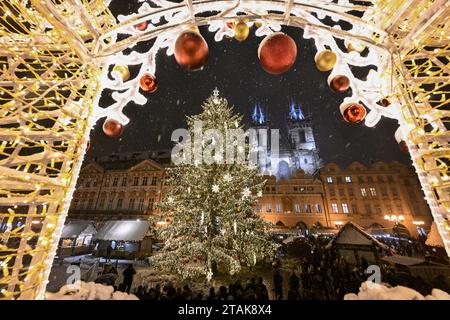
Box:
[151,89,278,281]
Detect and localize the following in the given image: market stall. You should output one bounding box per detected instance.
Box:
[59,220,97,257]
[326,222,393,265]
[93,220,152,260]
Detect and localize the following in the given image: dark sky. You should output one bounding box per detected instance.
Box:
[87,0,411,167]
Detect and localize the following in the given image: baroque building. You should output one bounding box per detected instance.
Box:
[70,154,432,237]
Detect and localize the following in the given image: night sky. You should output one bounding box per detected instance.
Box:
[87,0,411,167]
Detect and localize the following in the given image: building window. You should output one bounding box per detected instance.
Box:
[142,176,148,186]
[93,179,98,187]
[133,177,139,186]
[351,203,358,213]
[255,204,262,213]
[342,203,349,213]
[358,176,364,183]
[315,204,322,213]
[121,177,127,186]
[360,188,367,197]
[377,176,384,183]
[117,198,123,209]
[266,203,272,213]
[381,187,388,197]
[107,198,114,210]
[275,203,282,213]
[147,198,154,211]
[365,204,372,215]
[85,181,91,188]
[367,176,374,183]
[391,187,398,197]
[104,178,110,187]
[327,176,333,183]
[332,203,339,213]
[387,176,394,183]
[304,158,308,164]
[345,176,351,183]
[339,188,345,197]
[112,177,118,187]
[329,188,336,197]
[295,203,301,213]
[99,198,105,209]
[88,198,94,209]
[348,188,354,196]
[370,187,377,197]
[129,198,135,210]
[336,177,342,184]
[294,187,298,192]
[151,176,158,185]
[305,204,312,213]
[138,198,145,211]
[374,203,382,214]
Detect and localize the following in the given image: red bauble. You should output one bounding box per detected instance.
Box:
[139,73,158,93]
[379,98,391,107]
[102,119,123,138]
[226,21,234,29]
[134,21,148,31]
[258,32,297,75]
[330,75,350,93]
[341,103,366,123]
[399,140,409,153]
[174,30,209,71]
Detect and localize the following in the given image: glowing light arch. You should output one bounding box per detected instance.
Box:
[0,0,448,300]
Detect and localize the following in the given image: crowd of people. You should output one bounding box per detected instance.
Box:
[129,278,270,300]
[96,235,449,300]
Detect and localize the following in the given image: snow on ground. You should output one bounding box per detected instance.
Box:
[344,281,450,300]
[45,281,138,300]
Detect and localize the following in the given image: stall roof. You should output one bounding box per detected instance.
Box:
[94,220,150,242]
[381,255,425,266]
[61,221,96,239]
[326,222,391,251]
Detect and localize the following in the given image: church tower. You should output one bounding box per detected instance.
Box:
[287,101,322,174]
[249,102,271,174]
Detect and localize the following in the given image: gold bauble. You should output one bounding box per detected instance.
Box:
[188,25,200,33]
[234,20,250,42]
[254,21,263,28]
[346,41,365,53]
[314,50,337,72]
[113,65,130,81]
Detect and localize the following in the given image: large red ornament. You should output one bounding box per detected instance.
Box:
[134,20,148,31]
[340,102,367,123]
[330,75,350,93]
[102,119,123,138]
[174,30,209,71]
[139,73,158,93]
[258,32,297,75]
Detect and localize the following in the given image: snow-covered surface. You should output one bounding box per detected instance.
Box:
[426,222,445,247]
[94,220,150,241]
[61,221,96,238]
[344,281,450,300]
[45,281,138,300]
[381,255,425,266]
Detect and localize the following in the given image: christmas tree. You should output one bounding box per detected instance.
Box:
[150,89,278,281]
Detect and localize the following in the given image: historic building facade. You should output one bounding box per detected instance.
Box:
[69,154,432,237]
[69,104,432,236]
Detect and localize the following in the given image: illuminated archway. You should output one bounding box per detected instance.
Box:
[0,0,448,300]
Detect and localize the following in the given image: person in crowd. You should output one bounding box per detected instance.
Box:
[121,264,136,293]
[273,269,284,300]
